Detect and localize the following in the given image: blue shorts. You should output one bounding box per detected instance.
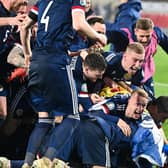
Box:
[29,93,55,117]
[55,118,110,167]
[77,119,111,167]
[28,48,78,116]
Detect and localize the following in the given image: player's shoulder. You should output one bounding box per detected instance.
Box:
[104,51,122,64]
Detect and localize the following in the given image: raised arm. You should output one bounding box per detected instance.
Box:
[72,8,107,48]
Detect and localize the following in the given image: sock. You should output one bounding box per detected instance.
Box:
[11,160,24,168]
[38,123,61,156]
[24,118,53,165]
[45,117,79,160]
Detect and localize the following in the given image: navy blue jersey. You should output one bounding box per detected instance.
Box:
[89,93,129,122]
[29,1,90,54]
[28,2,39,22]
[0,2,14,55]
[28,0,86,116]
[71,56,84,92]
[87,93,139,146]
[87,51,144,94]
[71,56,93,111]
[104,52,127,81]
[106,0,142,31]
[69,35,89,52]
[35,0,85,50]
[0,2,16,82]
[114,0,142,27]
[104,51,144,85]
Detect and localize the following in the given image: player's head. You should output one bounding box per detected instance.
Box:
[148,96,168,123]
[87,16,106,35]
[85,0,92,12]
[87,16,106,49]
[10,0,28,12]
[122,42,145,75]
[16,0,28,14]
[125,88,149,120]
[83,52,107,82]
[134,17,154,47]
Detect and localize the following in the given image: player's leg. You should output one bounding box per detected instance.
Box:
[0,87,7,127]
[79,119,110,168]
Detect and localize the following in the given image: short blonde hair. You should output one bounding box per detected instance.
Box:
[132,88,149,100]
[126,42,145,55]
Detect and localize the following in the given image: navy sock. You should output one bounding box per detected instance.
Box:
[38,123,61,156]
[45,118,79,160]
[24,118,53,165]
[11,160,24,168]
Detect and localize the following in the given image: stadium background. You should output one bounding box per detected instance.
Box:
[27,0,168,135]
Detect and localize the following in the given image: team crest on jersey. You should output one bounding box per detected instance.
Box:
[124,73,132,80]
[105,101,115,111]
[80,0,86,6]
[81,83,88,92]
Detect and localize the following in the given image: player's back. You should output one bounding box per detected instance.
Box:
[36,0,74,50]
[0,2,14,54]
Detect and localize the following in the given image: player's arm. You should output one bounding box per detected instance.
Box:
[118,81,133,93]
[71,9,107,48]
[117,118,131,136]
[0,14,26,26]
[154,26,168,54]
[20,16,36,67]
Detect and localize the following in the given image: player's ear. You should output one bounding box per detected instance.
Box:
[82,64,88,74]
[134,28,138,35]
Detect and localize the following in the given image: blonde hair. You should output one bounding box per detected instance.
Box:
[132,88,149,100]
[126,42,145,54]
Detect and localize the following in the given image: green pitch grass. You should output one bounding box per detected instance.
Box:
[154,46,168,97]
[154,46,168,138]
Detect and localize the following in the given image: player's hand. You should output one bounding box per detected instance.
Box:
[24,54,31,69]
[103,77,118,88]
[90,93,104,104]
[88,45,104,54]
[117,118,131,136]
[9,13,27,26]
[79,104,84,112]
[96,34,107,47]
[80,49,89,60]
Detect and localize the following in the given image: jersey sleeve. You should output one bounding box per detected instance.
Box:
[28,2,39,22]
[154,26,168,54]
[72,0,85,13]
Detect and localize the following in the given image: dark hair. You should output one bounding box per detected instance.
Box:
[83,52,107,71]
[87,16,105,26]
[135,17,154,30]
[155,96,168,114]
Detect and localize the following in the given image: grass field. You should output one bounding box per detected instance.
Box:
[154,45,168,96]
[153,46,168,137]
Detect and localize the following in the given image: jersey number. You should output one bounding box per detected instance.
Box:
[40,1,53,32]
